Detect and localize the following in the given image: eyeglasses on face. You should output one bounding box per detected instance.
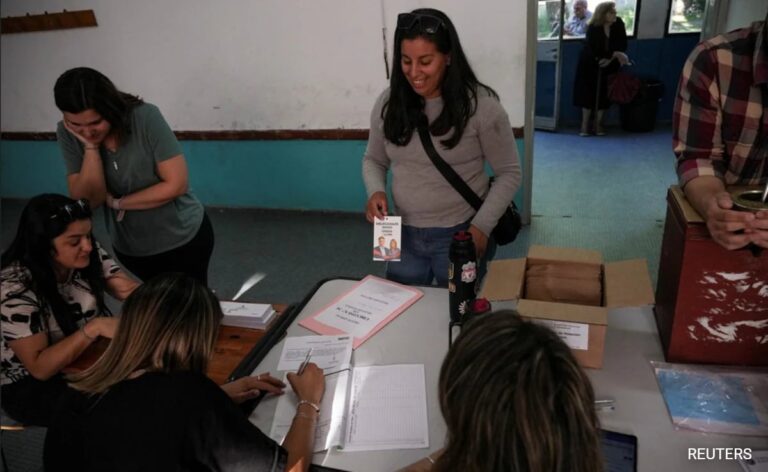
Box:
[51,199,91,221]
[396,12,444,35]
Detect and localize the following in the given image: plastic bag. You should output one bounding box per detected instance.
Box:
[652,361,768,436]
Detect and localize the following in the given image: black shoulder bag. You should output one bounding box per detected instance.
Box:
[416,117,521,245]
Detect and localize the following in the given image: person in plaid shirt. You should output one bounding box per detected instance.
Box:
[673,18,768,250]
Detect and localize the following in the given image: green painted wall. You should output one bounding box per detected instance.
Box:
[1,139,525,212]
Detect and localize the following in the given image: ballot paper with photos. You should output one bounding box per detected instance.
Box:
[220,301,276,329]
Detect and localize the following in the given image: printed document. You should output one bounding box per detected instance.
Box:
[269,364,428,453]
[373,216,402,261]
[220,301,276,329]
[276,335,353,372]
[299,276,423,349]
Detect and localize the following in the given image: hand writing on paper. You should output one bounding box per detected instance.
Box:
[366,192,389,223]
[287,363,325,405]
[220,372,285,404]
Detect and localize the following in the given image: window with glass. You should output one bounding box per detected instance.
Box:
[537,0,639,40]
[667,0,705,34]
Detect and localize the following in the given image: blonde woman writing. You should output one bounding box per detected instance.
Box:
[44,273,324,472]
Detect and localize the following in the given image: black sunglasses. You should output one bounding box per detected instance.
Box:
[51,199,91,221]
[396,13,444,35]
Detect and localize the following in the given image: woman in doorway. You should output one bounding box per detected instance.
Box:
[1,194,139,425]
[573,1,629,136]
[53,67,214,284]
[363,8,521,287]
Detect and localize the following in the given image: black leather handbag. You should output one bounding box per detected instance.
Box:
[416,117,521,245]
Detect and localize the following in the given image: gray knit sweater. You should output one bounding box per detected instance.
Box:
[362,89,522,236]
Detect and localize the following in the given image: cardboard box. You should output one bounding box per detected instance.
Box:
[655,186,768,366]
[480,246,654,368]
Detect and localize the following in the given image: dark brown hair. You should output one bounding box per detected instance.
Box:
[436,310,602,472]
[54,67,143,144]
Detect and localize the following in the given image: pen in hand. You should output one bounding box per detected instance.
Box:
[297,348,313,375]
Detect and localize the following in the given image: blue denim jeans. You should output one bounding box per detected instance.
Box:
[386,222,497,288]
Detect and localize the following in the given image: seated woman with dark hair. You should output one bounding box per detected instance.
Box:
[1,194,139,426]
[44,273,325,472]
[403,310,602,472]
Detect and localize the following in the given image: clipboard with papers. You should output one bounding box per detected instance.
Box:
[269,336,429,452]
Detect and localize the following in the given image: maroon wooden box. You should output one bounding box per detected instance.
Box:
[655,186,768,366]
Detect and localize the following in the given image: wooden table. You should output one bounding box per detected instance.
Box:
[65,304,286,385]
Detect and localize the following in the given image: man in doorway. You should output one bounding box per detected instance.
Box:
[564,0,592,36]
[673,17,768,250]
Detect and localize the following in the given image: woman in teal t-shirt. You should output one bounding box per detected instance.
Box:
[53,67,214,285]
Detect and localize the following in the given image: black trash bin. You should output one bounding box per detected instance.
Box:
[620,79,664,132]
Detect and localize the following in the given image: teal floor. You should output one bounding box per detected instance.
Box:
[0,125,678,471]
[498,126,676,287]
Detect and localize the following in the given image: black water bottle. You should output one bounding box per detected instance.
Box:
[449,231,478,322]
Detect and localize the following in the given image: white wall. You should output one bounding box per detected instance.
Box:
[724,0,767,31]
[0,0,527,132]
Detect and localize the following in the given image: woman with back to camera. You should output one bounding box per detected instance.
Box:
[1,194,139,425]
[54,67,214,284]
[573,1,629,136]
[45,273,325,472]
[363,8,521,287]
[402,310,603,471]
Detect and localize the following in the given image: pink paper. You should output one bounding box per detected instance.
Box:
[299,276,423,349]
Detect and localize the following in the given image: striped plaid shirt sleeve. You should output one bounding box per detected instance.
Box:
[672,41,727,187]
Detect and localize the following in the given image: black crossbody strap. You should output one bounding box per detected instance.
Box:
[416,117,483,211]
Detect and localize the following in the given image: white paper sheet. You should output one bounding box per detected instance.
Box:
[342,364,429,452]
[269,370,351,452]
[276,335,353,372]
[532,319,589,350]
[220,301,273,318]
[312,277,420,339]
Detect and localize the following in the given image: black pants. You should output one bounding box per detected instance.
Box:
[115,212,215,286]
[1,375,68,426]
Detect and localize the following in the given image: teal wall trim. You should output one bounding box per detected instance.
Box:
[1,139,526,213]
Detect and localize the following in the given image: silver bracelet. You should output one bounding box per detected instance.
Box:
[80,323,95,341]
[295,412,318,421]
[297,399,320,413]
[426,455,435,464]
[113,198,121,210]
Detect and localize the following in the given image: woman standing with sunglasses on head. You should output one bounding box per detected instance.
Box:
[53,67,214,285]
[363,8,521,287]
[1,194,139,425]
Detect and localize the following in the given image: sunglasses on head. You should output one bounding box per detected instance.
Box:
[51,199,91,221]
[396,12,444,35]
